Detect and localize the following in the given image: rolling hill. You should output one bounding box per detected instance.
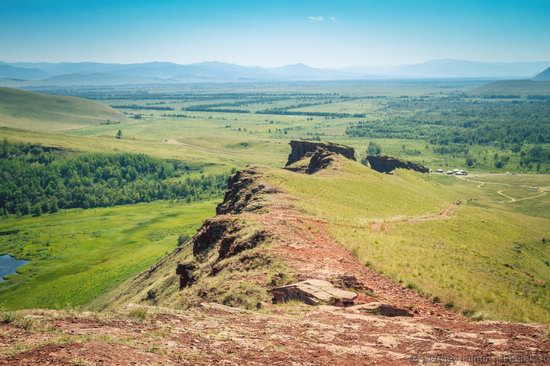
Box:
[471,79,550,96]
[345,59,550,78]
[0,87,126,131]
[0,63,49,80]
[0,61,366,85]
[534,66,550,81]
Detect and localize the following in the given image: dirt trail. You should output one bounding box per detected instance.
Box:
[497,190,517,203]
[458,176,549,203]
[515,190,549,202]
[256,190,463,318]
[367,201,462,233]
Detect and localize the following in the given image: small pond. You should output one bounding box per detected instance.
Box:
[0,255,29,282]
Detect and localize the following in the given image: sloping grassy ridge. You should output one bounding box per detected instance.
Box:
[266,159,550,323]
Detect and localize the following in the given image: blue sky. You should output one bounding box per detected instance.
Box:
[1,0,549,67]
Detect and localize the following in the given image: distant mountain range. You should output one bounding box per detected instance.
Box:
[0,59,549,85]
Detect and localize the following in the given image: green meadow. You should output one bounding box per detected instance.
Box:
[0,200,216,309]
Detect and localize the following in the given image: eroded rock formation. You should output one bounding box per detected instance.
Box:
[286,140,355,166]
[270,279,357,307]
[216,168,279,214]
[306,148,338,174]
[176,263,196,289]
[366,155,429,173]
[192,217,267,261]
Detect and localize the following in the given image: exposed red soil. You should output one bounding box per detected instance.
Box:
[1,305,548,365]
[257,185,457,318]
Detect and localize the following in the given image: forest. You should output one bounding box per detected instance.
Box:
[346,97,550,169]
[0,140,228,216]
[346,97,550,145]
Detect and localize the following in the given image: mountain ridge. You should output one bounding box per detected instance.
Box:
[1,59,549,85]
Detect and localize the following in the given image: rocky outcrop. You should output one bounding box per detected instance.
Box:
[176,263,197,289]
[366,155,429,174]
[306,148,339,174]
[350,302,412,317]
[216,168,279,215]
[192,217,267,261]
[286,140,356,166]
[270,279,357,307]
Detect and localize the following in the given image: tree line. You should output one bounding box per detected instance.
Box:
[0,140,228,217]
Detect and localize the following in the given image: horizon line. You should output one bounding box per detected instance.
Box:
[2,58,550,70]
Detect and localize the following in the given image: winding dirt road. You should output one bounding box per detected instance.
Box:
[457,176,549,203]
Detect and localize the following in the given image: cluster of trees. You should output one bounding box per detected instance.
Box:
[111,104,175,111]
[256,108,365,118]
[184,98,278,112]
[519,145,550,171]
[0,141,228,216]
[181,95,363,118]
[161,113,194,118]
[432,144,470,156]
[345,97,550,170]
[366,141,382,155]
[346,98,550,146]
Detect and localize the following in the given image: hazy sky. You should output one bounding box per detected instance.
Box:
[1,0,549,68]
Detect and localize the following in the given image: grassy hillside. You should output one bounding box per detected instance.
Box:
[472,79,550,95]
[0,87,126,131]
[0,200,217,310]
[266,159,550,323]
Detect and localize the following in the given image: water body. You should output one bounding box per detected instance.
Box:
[0,255,28,282]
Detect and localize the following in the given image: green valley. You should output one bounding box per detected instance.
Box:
[0,200,216,309]
[1,82,549,324]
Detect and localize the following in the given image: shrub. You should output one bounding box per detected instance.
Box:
[1,308,34,331]
[128,307,148,321]
[177,233,191,246]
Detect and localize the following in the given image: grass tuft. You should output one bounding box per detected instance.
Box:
[128,307,148,322]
